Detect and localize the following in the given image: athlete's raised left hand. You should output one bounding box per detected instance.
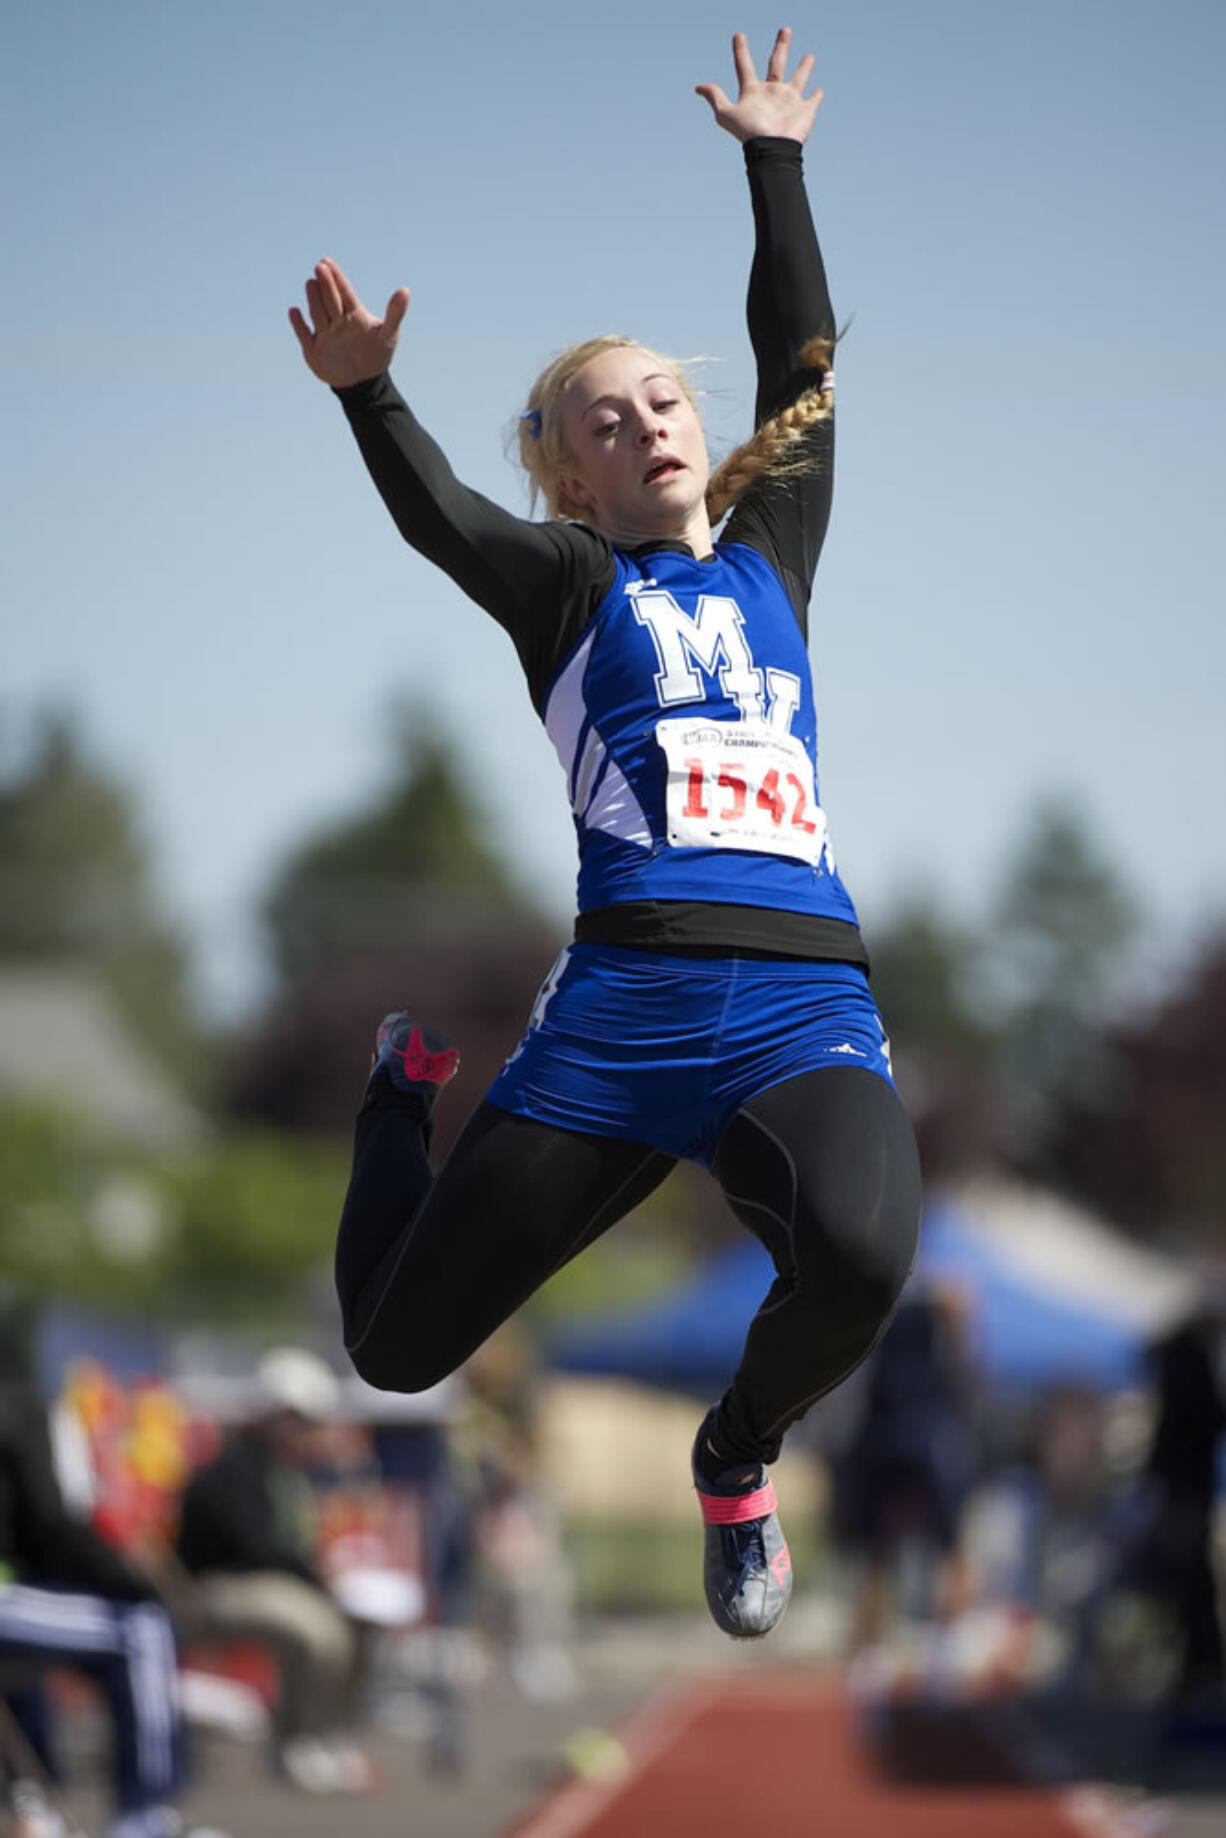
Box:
[289,257,409,387]
[696,28,823,146]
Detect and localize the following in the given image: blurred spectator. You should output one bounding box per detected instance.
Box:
[1126,1304,1226,1703]
[342,1375,474,1773]
[174,1348,370,1794]
[832,1281,976,1651]
[474,1439,576,1702]
[464,1331,575,1703]
[966,1383,1125,1690]
[0,1290,211,1838]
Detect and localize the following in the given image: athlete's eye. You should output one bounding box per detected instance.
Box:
[593,420,619,439]
[653,398,680,413]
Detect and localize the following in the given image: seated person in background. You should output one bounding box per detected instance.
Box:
[0,1292,207,1838]
[1126,1304,1226,1706]
[965,1383,1126,1692]
[174,1347,371,1794]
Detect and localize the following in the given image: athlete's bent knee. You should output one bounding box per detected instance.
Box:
[345,1334,453,1396]
[843,1194,919,1305]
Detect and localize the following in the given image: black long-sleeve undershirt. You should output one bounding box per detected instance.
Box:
[725,136,835,625]
[335,138,835,713]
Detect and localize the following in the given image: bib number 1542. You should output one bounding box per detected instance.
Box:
[656,718,827,868]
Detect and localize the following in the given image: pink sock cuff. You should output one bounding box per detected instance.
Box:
[696,1478,777,1525]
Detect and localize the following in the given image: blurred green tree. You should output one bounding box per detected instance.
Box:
[863,802,1142,1179]
[1052,928,1226,1244]
[157,1131,347,1320]
[867,895,992,1062]
[866,895,1005,1175]
[0,1100,345,1324]
[981,797,1138,1156]
[262,704,532,992]
[0,709,205,1091]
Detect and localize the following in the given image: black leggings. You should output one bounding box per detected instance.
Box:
[336,1066,922,1465]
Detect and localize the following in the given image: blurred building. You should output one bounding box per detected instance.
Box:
[0,966,205,1150]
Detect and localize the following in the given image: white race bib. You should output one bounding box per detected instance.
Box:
[655,717,826,866]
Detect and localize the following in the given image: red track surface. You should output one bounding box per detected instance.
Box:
[506,1674,1118,1838]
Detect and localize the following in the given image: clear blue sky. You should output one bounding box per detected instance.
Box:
[4,1,1224,1014]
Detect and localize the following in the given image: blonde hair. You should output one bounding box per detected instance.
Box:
[516,333,835,529]
[705,335,835,526]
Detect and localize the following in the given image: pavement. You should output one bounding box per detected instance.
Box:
[36,1602,1226,1838]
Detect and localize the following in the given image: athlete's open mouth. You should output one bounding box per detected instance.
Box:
[644,457,684,484]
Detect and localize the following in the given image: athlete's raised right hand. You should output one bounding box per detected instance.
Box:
[289,258,409,387]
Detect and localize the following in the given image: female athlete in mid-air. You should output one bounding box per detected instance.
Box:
[290,27,922,1640]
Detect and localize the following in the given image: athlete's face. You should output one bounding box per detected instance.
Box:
[557,346,711,549]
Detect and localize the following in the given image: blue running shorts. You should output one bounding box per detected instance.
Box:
[486,944,894,1167]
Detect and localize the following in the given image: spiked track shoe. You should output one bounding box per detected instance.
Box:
[693,1431,793,1640]
[366,1011,459,1113]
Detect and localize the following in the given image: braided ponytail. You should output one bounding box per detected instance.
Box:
[704,335,835,527]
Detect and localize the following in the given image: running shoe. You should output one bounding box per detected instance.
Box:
[365,1011,459,1113]
[692,1411,792,1640]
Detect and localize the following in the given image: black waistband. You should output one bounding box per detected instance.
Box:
[574,901,870,968]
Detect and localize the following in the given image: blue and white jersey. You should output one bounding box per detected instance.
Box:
[543,542,860,929]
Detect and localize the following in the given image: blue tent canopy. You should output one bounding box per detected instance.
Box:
[550,1236,779,1396]
[548,1195,1145,1395]
[917,1198,1143,1391]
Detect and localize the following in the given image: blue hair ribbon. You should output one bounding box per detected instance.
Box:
[520,408,542,439]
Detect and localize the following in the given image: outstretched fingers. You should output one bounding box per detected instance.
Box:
[383,286,410,337]
[764,25,792,84]
[313,260,345,322]
[694,79,731,116]
[321,257,361,313]
[731,29,757,93]
[303,274,331,333]
[288,257,411,387]
[791,50,816,94]
[288,304,313,354]
[697,28,823,144]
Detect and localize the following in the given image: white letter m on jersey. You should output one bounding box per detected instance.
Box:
[632,589,798,730]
